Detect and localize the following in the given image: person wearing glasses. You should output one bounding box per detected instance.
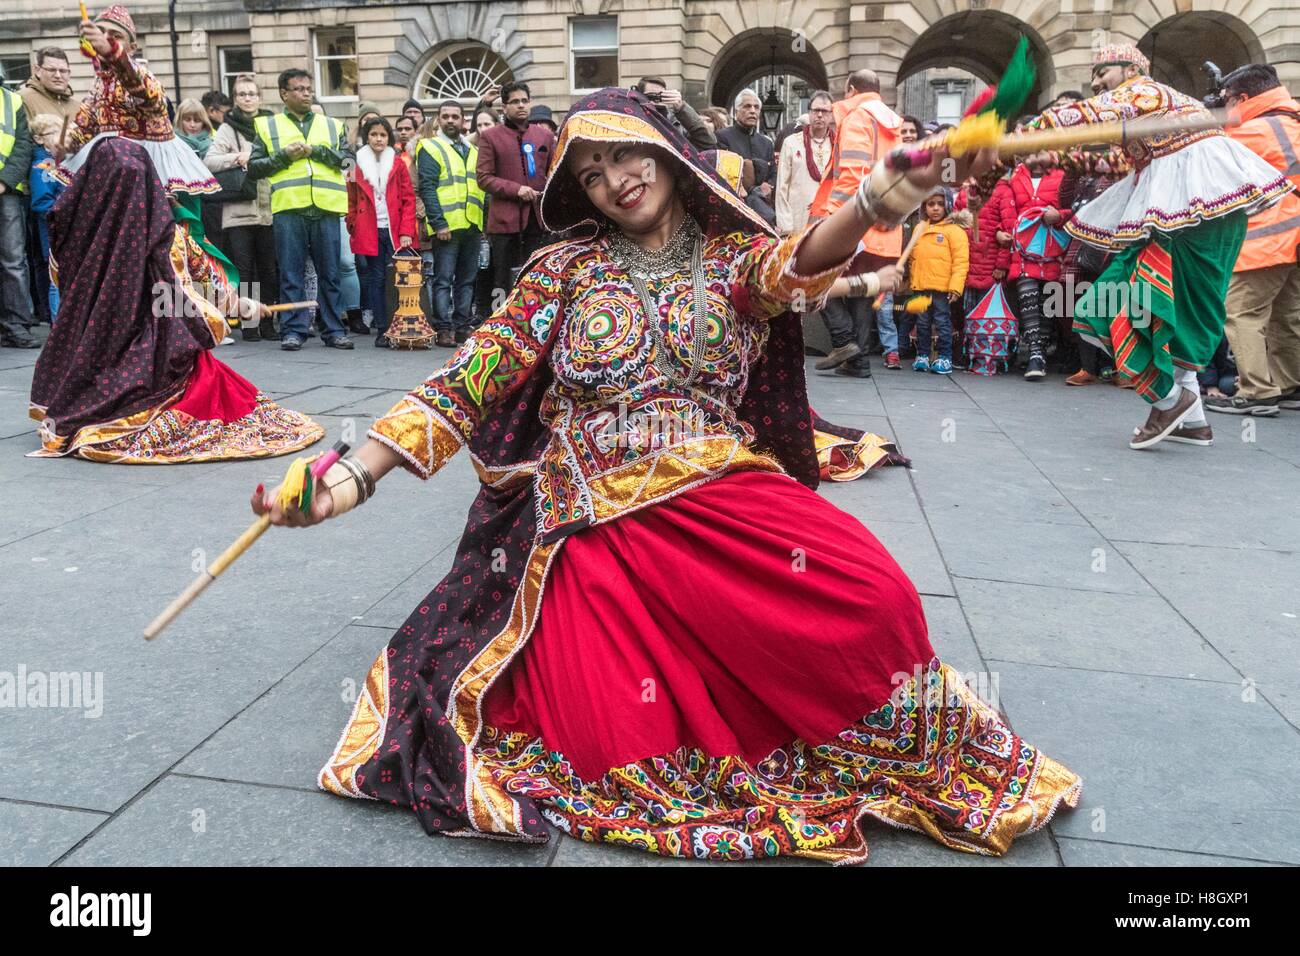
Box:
[475,81,555,299]
[19,47,82,124]
[775,90,834,236]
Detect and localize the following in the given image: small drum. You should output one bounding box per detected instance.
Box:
[385,251,435,349]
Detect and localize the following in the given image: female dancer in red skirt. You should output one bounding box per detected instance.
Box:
[254,89,1080,864]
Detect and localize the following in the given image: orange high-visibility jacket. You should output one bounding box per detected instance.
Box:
[809,90,904,258]
[1228,86,1300,272]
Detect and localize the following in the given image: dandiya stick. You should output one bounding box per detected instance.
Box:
[142,441,349,640]
[886,109,1235,170]
[262,300,318,314]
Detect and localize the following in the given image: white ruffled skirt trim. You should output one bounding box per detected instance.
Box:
[1068,135,1290,249]
[59,132,219,197]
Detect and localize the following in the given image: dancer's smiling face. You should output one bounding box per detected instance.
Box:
[569,140,678,235]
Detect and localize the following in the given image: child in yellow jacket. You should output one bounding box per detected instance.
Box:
[908,188,970,374]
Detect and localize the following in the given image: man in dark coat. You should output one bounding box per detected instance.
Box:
[475,81,555,301]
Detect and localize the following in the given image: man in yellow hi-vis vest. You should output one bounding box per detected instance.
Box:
[247,68,355,351]
[0,76,39,349]
[416,100,486,347]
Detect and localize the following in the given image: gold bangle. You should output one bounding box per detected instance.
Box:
[320,462,361,516]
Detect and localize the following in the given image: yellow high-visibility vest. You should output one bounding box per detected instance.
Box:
[416,135,484,234]
[254,111,347,215]
[0,89,28,195]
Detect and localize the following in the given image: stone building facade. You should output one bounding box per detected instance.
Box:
[3,1,1297,128]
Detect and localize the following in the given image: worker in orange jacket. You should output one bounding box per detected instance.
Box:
[1213,64,1300,416]
[810,70,904,378]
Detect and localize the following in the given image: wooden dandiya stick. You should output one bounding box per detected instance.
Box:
[262,300,318,314]
[142,441,349,640]
[886,109,1235,170]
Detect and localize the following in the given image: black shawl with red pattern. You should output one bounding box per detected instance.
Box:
[31,137,214,440]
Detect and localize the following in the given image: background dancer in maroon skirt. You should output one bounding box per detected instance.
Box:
[254,89,1080,864]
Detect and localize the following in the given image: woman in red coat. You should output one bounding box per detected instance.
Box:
[1000,151,1071,379]
[346,117,417,345]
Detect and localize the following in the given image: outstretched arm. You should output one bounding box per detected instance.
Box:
[252,260,565,525]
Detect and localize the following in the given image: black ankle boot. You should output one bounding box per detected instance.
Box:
[258,317,279,341]
[347,308,370,336]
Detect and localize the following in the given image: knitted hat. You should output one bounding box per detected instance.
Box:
[1093,43,1149,75]
[402,98,423,113]
[356,100,382,121]
[95,4,137,41]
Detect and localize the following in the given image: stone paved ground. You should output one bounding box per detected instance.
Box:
[1,335,1297,867]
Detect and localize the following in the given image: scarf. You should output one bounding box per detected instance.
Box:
[177,128,212,158]
[356,144,395,195]
[802,125,833,182]
[223,105,270,145]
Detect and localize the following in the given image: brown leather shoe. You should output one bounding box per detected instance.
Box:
[1166,423,1214,446]
[436,331,456,348]
[1065,370,1096,386]
[814,343,862,370]
[1129,388,1197,449]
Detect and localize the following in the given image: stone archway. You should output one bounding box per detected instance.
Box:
[897,9,1056,115]
[708,27,829,113]
[1137,12,1266,97]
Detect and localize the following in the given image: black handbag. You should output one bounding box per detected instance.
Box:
[210,166,257,204]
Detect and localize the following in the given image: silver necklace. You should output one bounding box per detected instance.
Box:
[607,216,709,386]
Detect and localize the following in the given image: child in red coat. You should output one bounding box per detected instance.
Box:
[346,117,418,345]
[1000,150,1071,379]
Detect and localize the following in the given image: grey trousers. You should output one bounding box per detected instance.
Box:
[0,192,35,340]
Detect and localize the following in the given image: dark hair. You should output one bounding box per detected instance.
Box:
[1223,63,1281,99]
[278,68,312,92]
[438,99,463,115]
[471,105,498,130]
[900,114,922,131]
[500,81,530,104]
[395,114,417,129]
[361,116,394,145]
[808,89,833,107]
[847,69,880,94]
[35,47,69,67]
[1054,90,1085,104]
[201,90,232,110]
[635,76,666,93]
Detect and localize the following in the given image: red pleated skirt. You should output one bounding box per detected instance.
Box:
[483,469,933,781]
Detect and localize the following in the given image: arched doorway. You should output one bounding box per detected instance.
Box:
[897,10,1055,118]
[709,28,828,131]
[412,42,515,110]
[1138,13,1265,98]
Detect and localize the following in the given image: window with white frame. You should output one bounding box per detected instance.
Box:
[313,28,358,101]
[570,17,617,94]
[218,45,253,98]
[934,91,963,126]
[1,55,30,91]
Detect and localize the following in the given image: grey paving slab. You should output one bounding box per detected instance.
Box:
[0,474,167,547]
[921,594,985,680]
[0,802,107,866]
[175,626,398,789]
[1114,541,1300,726]
[996,662,1300,864]
[819,463,926,526]
[862,519,955,597]
[61,775,552,866]
[930,514,1155,595]
[1056,837,1282,867]
[956,578,1239,682]
[0,462,471,811]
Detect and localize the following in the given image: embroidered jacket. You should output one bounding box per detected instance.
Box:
[370,224,842,541]
[69,41,172,151]
[1032,77,1220,172]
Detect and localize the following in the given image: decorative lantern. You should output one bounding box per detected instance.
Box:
[385,250,435,349]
